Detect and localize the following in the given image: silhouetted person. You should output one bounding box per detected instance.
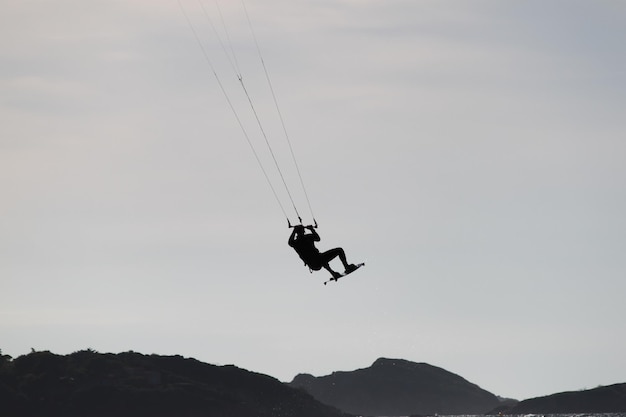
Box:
[289,225,357,278]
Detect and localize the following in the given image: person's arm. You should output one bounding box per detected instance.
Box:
[308,226,321,241]
[288,228,297,247]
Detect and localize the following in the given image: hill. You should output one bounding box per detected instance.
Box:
[497,382,626,414]
[0,350,350,417]
[289,357,501,416]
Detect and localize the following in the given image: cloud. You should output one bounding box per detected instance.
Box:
[2,0,626,400]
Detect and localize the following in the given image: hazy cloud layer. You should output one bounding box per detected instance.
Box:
[2,0,625,400]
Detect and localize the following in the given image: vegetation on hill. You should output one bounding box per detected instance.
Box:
[3,349,624,416]
[290,357,501,416]
[495,383,626,414]
[0,349,349,417]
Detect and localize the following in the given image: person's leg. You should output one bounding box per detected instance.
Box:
[323,264,342,279]
[320,248,351,270]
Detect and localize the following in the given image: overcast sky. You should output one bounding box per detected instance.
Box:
[2,0,626,401]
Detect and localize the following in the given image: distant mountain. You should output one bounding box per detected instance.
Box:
[289,357,501,416]
[496,382,626,414]
[0,350,350,417]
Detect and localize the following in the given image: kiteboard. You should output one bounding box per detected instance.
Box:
[324,263,365,285]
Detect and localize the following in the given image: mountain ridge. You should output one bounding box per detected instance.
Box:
[290,357,501,416]
[493,382,626,414]
[3,350,626,416]
[0,349,349,417]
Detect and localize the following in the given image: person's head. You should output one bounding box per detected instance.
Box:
[294,225,305,235]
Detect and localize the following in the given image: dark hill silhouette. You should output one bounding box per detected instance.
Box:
[0,350,350,417]
[496,382,626,414]
[289,357,501,416]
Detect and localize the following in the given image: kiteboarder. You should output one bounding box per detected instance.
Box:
[288,225,358,278]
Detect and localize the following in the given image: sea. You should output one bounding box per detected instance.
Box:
[377,415,626,417]
[400,415,626,417]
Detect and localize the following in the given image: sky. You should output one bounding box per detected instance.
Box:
[2,0,626,401]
